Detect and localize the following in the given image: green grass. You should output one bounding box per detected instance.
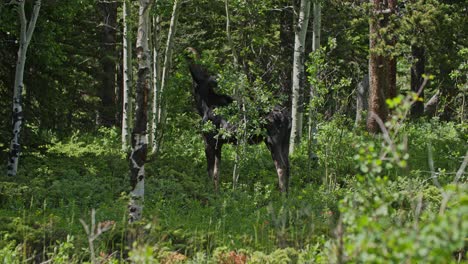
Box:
[0,119,466,263]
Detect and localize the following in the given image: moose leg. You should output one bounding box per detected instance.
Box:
[266,144,290,193]
[213,146,222,192]
[205,143,215,181]
[205,142,222,192]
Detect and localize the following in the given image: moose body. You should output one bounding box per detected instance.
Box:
[189,62,291,192]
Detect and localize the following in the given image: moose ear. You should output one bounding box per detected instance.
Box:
[189,64,210,84]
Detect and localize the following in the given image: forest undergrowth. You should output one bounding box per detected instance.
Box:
[0,116,467,263]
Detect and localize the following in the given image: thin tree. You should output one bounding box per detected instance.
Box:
[7,0,41,177]
[307,0,321,157]
[122,0,133,151]
[150,15,161,153]
[128,0,152,223]
[290,0,311,154]
[153,0,180,154]
[387,0,397,100]
[225,0,245,188]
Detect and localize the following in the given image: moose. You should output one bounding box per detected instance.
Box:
[188,53,291,193]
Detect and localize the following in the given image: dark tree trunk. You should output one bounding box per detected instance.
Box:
[410,45,425,118]
[279,4,294,105]
[366,0,397,133]
[388,57,397,99]
[368,52,389,133]
[98,1,118,127]
[367,0,388,133]
[439,63,456,121]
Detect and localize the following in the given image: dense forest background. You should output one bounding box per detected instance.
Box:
[0,0,467,263]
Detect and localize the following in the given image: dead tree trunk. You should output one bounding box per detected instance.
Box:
[7,0,41,177]
[129,0,152,223]
[289,0,311,154]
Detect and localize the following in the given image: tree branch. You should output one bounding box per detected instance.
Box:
[17,0,27,42]
[26,0,41,44]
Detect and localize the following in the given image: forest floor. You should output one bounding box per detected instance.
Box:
[0,119,467,263]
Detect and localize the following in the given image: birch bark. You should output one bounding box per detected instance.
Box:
[151,15,161,154]
[122,0,133,151]
[158,0,180,134]
[129,0,152,223]
[7,0,41,177]
[307,0,321,152]
[289,0,311,154]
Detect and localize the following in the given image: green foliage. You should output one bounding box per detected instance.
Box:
[307,37,356,120]
[1,115,467,263]
[336,176,467,263]
[0,0,467,262]
[0,235,20,264]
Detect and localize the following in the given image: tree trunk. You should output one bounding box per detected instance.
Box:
[439,63,456,121]
[307,0,321,161]
[307,0,321,135]
[225,0,245,188]
[7,0,41,177]
[122,0,133,151]
[279,2,294,99]
[355,74,369,125]
[289,0,311,154]
[151,15,161,154]
[225,0,238,65]
[129,0,152,223]
[410,45,425,118]
[98,1,118,127]
[387,0,398,100]
[366,0,397,133]
[424,91,439,117]
[157,0,180,150]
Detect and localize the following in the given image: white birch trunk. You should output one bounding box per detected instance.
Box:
[151,15,161,154]
[289,0,310,155]
[225,0,243,188]
[122,0,132,151]
[129,0,151,223]
[158,0,180,129]
[225,0,238,65]
[307,0,321,157]
[7,0,41,176]
[147,15,154,149]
